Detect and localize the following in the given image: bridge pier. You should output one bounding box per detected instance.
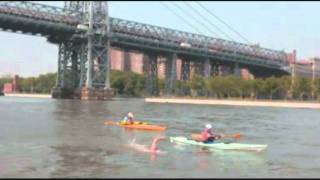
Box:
[123,48,131,72]
[204,59,211,78]
[210,61,220,76]
[165,53,177,95]
[181,59,191,81]
[52,1,114,101]
[193,60,205,77]
[79,87,113,100]
[52,41,81,99]
[145,53,159,96]
[233,63,241,76]
[180,58,191,95]
[142,54,149,73]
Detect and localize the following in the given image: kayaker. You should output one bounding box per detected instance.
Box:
[201,124,221,143]
[127,112,134,124]
[121,112,134,124]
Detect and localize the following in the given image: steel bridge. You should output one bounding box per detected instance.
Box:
[0,1,291,99]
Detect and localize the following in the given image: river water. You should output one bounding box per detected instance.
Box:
[0,96,319,178]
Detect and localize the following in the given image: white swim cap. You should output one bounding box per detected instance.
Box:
[205,124,212,129]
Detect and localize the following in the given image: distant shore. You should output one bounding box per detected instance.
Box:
[3,94,320,109]
[4,93,51,98]
[145,97,320,109]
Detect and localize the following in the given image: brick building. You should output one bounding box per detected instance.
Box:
[109,48,277,80]
[3,75,20,93]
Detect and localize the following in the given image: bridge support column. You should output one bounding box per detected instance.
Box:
[123,49,131,72]
[79,1,113,100]
[165,53,177,96]
[146,53,159,96]
[52,42,79,99]
[52,1,113,100]
[78,43,87,88]
[142,54,149,73]
[204,59,211,78]
[210,62,216,77]
[180,59,191,95]
[52,43,64,99]
[181,59,191,81]
[218,64,223,76]
[194,61,205,77]
[210,62,220,77]
[55,43,64,88]
[233,63,241,76]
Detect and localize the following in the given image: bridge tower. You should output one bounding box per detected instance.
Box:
[52,1,113,100]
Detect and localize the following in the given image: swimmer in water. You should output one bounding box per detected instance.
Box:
[150,136,167,153]
[129,136,167,154]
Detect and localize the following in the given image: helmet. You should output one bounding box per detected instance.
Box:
[128,112,134,118]
[205,124,212,129]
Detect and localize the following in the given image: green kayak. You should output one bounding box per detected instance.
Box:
[169,136,267,152]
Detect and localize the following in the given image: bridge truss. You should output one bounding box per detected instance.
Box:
[0,1,291,99]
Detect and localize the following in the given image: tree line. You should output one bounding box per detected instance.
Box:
[0,73,57,94]
[175,74,320,101]
[1,71,320,101]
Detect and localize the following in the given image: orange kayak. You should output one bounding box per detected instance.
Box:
[104,120,167,131]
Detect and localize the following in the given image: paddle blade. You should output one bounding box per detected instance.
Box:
[221,133,242,139]
[191,134,205,142]
[104,120,118,125]
[224,133,242,139]
[233,133,242,139]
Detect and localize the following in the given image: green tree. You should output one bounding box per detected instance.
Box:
[207,76,225,98]
[263,76,280,99]
[158,78,165,96]
[20,77,37,93]
[238,78,254,99]
[0,76,11,91]
[293,77,312,100]
[175,80,190,96]
[110,70,146,97]
[251,78,263,99]
[314,78,320,101]
[278,75,291,99]
[36,73,56,93]
[188,74,206,97]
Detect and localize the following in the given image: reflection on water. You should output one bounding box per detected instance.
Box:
[0,96,320,178]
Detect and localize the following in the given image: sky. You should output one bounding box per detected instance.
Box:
[0,1,319,77]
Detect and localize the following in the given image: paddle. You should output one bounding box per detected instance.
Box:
[104,120,149,126]
[191,134,207,142]
[104,120,119,125]
[191,133,242,141]
[221,133,242,139]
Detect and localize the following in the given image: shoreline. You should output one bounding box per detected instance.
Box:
[4,93,51,99]
[3,94,320,109]
[145,97,320,109]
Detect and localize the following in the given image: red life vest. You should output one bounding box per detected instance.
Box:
[201,128,213,140]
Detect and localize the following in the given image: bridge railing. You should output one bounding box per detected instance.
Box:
[110,18,288,66]
[0,1,81,24]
